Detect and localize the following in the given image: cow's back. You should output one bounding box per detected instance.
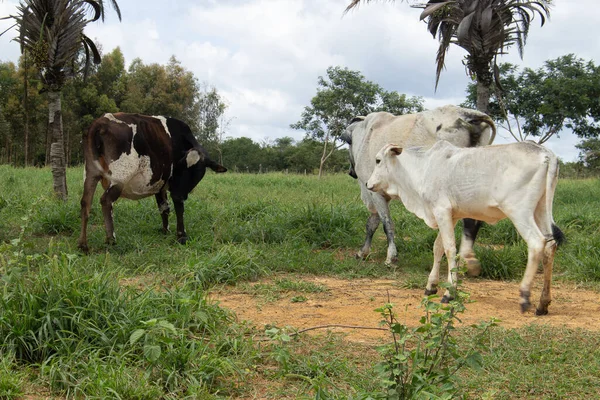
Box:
[84,113,174,199]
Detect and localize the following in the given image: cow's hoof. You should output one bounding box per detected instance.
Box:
[519,289,531,313]
[520,302,531,313]
[78,243,89,254]
[105,237,116,246]
[424,287,438,296]
[177,236,188,245]
[441,295,453,304]
[384,258,398,266]
[464,258,482,277]
[535,307,549,316]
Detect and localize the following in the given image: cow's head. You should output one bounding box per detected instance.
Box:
[366,143,403,197]
[342,116,366,179]
[420,105,496,147]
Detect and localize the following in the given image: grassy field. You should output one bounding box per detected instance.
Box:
[1,165,600,399]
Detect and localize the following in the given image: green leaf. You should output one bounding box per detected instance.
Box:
[157,320,177,334]
[144,344,161,363]
[129,329,146,345]
[464,352,484,371]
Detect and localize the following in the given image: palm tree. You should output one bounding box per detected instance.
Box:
[1,0,121,200]
[345,0,551,114]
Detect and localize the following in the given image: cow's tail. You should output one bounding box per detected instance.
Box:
[545,152,565,247]
[82,121,111,180]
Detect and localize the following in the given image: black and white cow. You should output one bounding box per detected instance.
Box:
[77,113,226,253]
[341,105,496,271]
[367,140,565,314]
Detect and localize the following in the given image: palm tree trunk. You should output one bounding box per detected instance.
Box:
[48,90,68,201]
[23,53,30,167]
[476,80,491,114]
[475,66,493,114]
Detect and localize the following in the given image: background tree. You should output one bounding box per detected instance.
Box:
[345,0,551,114]
[220,137,263,173]
[291,66,424,178]
[196,84,229,162]
[121,56,200,127]
[2,0,121,200]
[463,55,600,144]
[576,138,600,173]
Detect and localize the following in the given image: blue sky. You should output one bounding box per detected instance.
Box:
[1,0,598,161]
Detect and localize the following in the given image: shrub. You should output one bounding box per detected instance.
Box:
[372,287,497,399]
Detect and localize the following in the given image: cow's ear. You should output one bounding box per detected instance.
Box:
[185,149,204,167]
[389,145,403,156]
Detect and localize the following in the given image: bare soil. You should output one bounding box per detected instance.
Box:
[211,276,600,344]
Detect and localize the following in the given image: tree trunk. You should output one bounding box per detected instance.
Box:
[48,90,68,201]
[23,53,29,167]
[476,80,491,114]
[475,66,493,114]
[318,134,329,179]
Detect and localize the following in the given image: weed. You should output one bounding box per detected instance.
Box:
[372,287,497,399]
[0,353,25,399]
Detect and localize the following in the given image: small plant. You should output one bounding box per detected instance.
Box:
[265,326,293,375]
[130,318,180,365]
[373,286,497,399]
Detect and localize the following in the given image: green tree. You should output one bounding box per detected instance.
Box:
[121,56,201,129]
[345,0,551,114]
[94,46,126,108]
[0,62,18,164]
[0,58,45,166]
[463,55,600,144]
[576,138,600,173]
[220,137,264,173]
[285,138,322,174]
[196,84,229,162]
[291,66,423,178]
[2,0,121,199]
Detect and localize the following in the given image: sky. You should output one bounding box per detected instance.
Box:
[1,0,598,162]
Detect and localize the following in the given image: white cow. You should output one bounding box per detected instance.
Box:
[367,140,565,314]
[341,105,496,271]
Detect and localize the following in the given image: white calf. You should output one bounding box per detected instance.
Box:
[367,140,565,314]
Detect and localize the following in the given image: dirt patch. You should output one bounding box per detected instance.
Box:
[211,276,600,344]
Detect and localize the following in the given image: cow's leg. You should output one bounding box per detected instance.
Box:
[172,197,187,244]
[357,188,397,264]
[100,185,122,245]
[357,212,380,260]
[534,202,558,315]
[434,210,458,303]
[536,240,556,315]
[459,218,482,277]
[155,190,170,234]
[511,215,545,313]
[425,232,444,295]
[77,173,101,253]
[373,194,397,265]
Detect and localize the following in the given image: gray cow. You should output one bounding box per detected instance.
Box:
[341,105,496,270]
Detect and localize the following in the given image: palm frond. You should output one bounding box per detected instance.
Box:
[416,0,551,91]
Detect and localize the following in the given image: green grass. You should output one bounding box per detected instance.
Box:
[461,325,600,399]
[1,165,600,398]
